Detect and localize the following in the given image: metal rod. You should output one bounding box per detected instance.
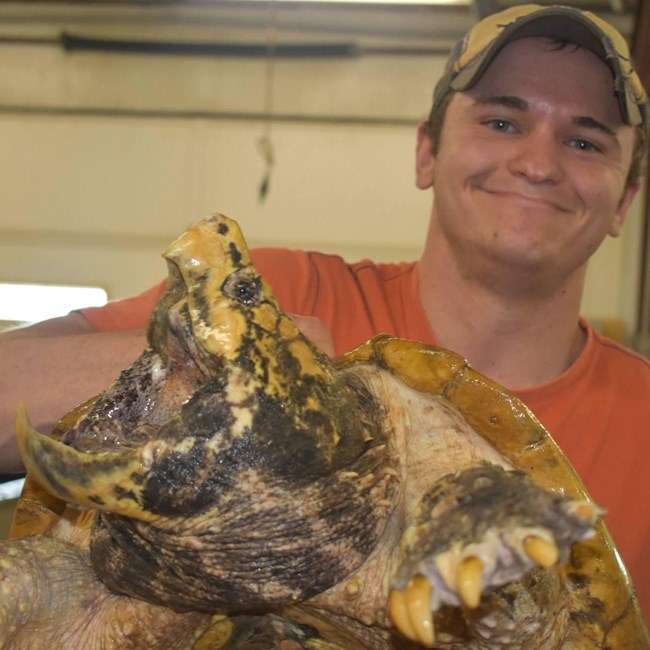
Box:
[0,103,422,126]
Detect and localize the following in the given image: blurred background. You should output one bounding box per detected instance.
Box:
[0,0,648,354]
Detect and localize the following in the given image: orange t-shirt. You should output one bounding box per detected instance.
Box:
[82,247,650,617]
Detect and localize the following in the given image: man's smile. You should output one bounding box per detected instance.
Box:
[477,186,574,214]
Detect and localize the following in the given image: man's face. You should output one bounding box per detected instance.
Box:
[417,37,639,283]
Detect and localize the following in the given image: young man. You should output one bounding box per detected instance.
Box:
[1,3,649,619]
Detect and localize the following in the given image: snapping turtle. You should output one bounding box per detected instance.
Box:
[3,215,649,649]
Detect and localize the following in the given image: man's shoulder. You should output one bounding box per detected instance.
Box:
[250,248,351,286]
[251,247,344,271]
[251,247,416,280]
[589,325,650,381]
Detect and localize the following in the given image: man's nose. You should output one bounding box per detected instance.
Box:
[506,128,564,184]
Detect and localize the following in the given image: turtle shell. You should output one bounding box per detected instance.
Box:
[5,214,649,649]
[337,336,649,647]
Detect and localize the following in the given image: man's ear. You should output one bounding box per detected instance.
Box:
[415,122,436,190]
[609,181,640,238]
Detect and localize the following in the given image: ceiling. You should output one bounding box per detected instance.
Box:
[0,1,641,54]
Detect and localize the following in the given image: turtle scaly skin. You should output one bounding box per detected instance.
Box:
[3,214,649,649]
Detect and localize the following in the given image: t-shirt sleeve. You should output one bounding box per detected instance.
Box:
[80,280,167,331]
[251,248,320,315]
[78,248,316,332]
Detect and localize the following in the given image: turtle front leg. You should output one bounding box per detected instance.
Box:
[388,462,598,648]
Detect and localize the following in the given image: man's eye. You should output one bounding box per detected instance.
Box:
[567,138,601,153]
[485,119,515,133]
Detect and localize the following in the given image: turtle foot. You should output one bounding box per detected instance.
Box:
[388,463,599,647]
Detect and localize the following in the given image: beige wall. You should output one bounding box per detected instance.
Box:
[0,3,643,338]
[0,114,431,295]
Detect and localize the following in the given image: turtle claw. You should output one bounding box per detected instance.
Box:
[389,463,600,645]
[523,535,559,568]
[404,575,435,646]
[564,499,602,523]
[388,564,487,644]
[389,575,435,647]
[388,588,419,644]
[456,556,484,609]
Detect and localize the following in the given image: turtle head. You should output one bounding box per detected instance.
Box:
[152,215,316,371]
[17,214,366,517]
[16,214,391,611]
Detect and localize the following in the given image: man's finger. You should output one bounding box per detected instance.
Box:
[290,314,335,357]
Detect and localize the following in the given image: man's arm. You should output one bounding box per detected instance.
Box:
[0,313,146,474]
[0,310,333,475]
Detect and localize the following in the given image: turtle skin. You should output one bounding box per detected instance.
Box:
[2,214,648,649]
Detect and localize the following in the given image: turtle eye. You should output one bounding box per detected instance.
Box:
[222,270,263,307]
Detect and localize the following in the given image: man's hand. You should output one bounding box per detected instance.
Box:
[290,315,335,357]
[0,314,146,474]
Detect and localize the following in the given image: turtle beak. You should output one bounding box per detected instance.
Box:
[15,402,160,523]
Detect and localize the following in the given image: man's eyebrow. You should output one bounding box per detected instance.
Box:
[572,115,616,137]
[473,95,619,138]
[473,95,529,111]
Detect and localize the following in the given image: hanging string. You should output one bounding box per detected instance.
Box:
[258,1,277,202]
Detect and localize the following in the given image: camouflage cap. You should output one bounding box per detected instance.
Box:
[432,3,648,130]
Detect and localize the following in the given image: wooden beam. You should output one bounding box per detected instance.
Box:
[633,0,650,86]
[632,0,650,353]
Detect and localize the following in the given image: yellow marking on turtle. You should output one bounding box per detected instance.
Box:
[192,614,234,649]
[194,308,247,359]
